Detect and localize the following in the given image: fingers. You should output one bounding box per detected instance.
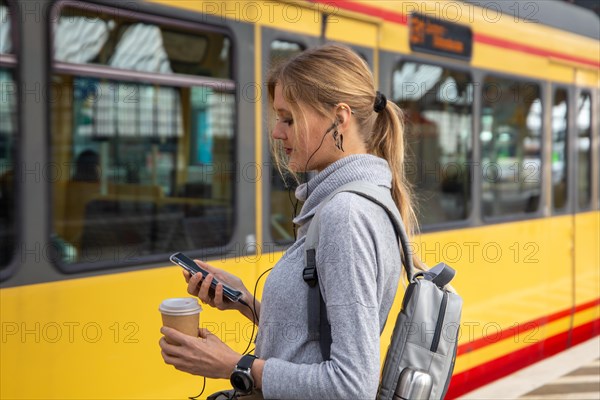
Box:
[159,339,186,370]
[188,272,224,309]
[213,283,225,309]
[182,269,191,283]
[197,273,211,302]
[194,259,215,273]
[181,260,232,310]
[187,271,203,297]
[159,336,179,356]
[198,327,213,339]
[160,326,189,347]
[161,348,179,365]
[198,274,216,304]
[159,339,187,372]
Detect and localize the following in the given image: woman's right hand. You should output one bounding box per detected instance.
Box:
[184,260,251,313]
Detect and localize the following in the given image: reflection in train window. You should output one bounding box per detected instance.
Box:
[0,70,16,268]
[0,1,12,55]
[393,62,473,225]
[269,40,305,243]
[481,77,542,218]
[552,88,568,211]
[270,40,303,69]
[577,92,592,209]
[0,0,16,269]
[54,6,231,79]
[50,5,235,268]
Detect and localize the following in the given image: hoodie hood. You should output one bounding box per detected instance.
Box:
[293,154,392,235]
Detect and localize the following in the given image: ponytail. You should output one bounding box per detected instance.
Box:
[368,101,427,273]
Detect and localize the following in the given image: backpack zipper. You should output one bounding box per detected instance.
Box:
[441,326,460,398]
[431,291,448,352]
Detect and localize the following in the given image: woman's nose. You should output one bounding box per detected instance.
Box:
[272,123,287,140]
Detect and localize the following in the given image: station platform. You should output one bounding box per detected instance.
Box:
[458,336,600,400]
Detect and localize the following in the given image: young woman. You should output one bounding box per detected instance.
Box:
[159,44,419,399]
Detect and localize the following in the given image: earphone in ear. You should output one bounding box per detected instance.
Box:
[324,119,338,135]
[331,119,344,152]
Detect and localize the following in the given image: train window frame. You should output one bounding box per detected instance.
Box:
[575,89,593,212]
[551,85,570,214]
[266,37,307,245]
[269,39,306,69]
[0,0,20,281]
[479,73,545,223]
[260,29,317,248]
[51,1,235,84]
[264,39,373,246]
[391,57,475,231]
[48,0,239,273]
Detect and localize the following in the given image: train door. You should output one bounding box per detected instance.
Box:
[260,27,318,246]
[547,83,576,347]
[260,6,380,247]
[571,83,600,344]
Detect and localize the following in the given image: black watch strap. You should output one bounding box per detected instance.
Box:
[237,354,257,370]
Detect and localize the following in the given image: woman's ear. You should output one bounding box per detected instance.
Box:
[335,103,352,129]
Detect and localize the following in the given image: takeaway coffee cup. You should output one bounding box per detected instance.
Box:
[159,298,202,344]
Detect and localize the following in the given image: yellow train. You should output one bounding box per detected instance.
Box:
[1,0,598,398]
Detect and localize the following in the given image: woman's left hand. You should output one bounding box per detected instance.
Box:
[159,327,241,379]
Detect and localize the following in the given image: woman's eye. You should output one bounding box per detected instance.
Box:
[277,117,293,126]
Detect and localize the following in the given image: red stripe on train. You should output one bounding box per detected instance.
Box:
[457,298,600,356]
[474,33,600,68]
[446,319,600,399]
[307,0,599,68]
[308,0,408,24]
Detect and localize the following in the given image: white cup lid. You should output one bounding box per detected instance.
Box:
[159,298,202,316]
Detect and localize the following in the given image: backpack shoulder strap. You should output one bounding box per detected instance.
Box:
[303,181,414,360]
[415,262,455,288]
[303,207,331,359]
[337,181,414,279]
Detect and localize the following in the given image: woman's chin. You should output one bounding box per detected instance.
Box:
[286,159,304,173]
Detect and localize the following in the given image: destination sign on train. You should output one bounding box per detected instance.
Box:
[409,13,473,60]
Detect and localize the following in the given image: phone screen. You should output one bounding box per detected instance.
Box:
[169,252,242,302]
[170,252,205,276]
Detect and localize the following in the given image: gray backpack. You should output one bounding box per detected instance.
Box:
[303,181,462,400]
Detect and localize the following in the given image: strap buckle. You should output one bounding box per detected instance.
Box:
[303,249,318,287]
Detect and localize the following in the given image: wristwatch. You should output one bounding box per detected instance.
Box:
[230,354,257,395]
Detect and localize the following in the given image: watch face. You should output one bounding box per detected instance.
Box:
[230,371,253,394]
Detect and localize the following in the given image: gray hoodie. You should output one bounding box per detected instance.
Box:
[256,154,402,399]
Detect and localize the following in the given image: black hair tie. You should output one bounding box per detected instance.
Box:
[374,91,387,113]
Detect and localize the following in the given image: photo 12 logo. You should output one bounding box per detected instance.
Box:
[1,321,140,344]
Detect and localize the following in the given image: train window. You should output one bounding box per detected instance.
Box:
[50,4,236,269]
[269,40,305,243]
[270,40,303,68]
[480,77,542,218]
[0,0,16,269]
[552,88,568,211]
[577,91,592,209]
[0,0,12,54]
[54,6,231,79]
[393,62,473,225]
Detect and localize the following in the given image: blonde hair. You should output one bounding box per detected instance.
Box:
[268,44,425,271]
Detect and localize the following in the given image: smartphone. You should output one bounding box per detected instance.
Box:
[170,252,242,303]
